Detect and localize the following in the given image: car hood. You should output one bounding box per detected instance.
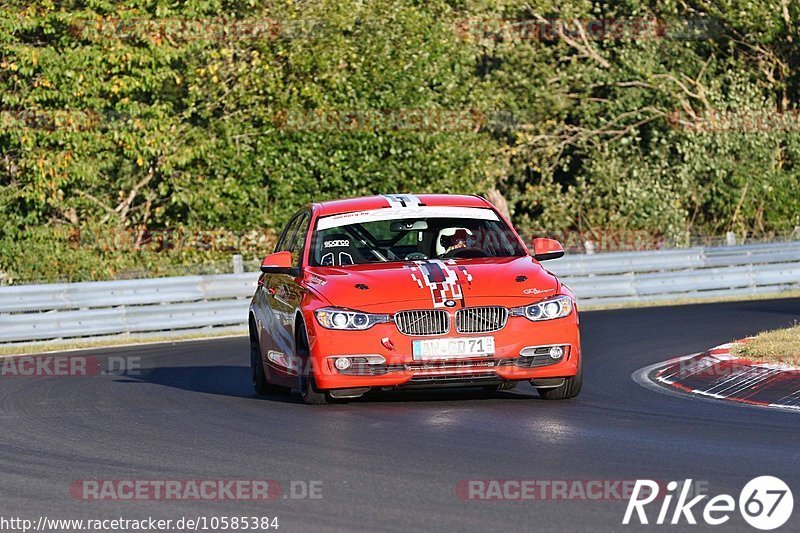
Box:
[304,256,560,311]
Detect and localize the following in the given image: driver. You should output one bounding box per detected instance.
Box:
[440,228,471,255]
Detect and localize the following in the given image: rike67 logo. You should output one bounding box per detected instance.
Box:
[624,476,793,530]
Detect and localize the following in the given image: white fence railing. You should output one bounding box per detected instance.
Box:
[1,242,798,343]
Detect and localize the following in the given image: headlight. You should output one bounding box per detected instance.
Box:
[511,295,573,322]
[315,307,390,330]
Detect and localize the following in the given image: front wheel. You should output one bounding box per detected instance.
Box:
[296,322,328,405]
[537,359,582,400]
[298,374,328,405]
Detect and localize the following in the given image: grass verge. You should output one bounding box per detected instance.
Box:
[732,324,800,366]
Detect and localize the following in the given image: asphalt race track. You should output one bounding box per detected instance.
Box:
[1,298,799,532]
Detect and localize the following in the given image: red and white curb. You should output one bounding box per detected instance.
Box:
[635,340,800,411]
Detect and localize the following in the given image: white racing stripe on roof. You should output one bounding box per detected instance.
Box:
[317,206,499,230]
[381,194,423,208]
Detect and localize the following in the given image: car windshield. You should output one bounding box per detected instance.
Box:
[311,207,526,266]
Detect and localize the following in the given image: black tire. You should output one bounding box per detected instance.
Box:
[296,322,328,405]
[298,374,328,405]
[484,381,517,392]
[537,359,582,400]
[250,325,289,395]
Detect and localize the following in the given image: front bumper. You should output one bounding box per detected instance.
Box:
[307,311,581,390]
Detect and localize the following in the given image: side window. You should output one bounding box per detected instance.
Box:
[276,215,302,253]
[287,214,310,267]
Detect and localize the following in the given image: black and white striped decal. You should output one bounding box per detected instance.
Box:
[381,194,423,208]
[405,259,473,308]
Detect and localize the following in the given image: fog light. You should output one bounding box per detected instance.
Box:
[548,346,564,359]
[334,357,352,371]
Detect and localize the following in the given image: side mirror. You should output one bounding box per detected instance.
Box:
[532,238,565,261]
[260,251,300,276]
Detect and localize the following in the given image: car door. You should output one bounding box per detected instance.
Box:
[264,211,310,371]
[254,214,302,364]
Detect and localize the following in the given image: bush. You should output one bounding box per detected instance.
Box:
[2,1,799,282]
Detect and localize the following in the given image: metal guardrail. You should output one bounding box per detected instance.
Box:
[548,241,800,306]
[0,274,254,343]
[1,242,798,343]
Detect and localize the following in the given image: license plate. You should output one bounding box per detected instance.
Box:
[412,336,495,360]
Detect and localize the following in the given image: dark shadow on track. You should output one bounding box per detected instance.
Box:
[116,365,543,404]
[114,365,297,403]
